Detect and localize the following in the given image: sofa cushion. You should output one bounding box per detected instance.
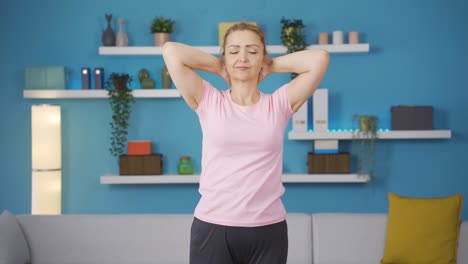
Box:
[16,213,313,264]
[0,210,31,264]
[285,213,313,264]
[17,214,193,264]
[381,192,463,264]
[312,213,387,264]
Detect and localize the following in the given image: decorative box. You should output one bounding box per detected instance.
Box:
[307,152,350,174]
[391,105,433,130]
[128,141,151,155]
[119,154,163,175]
[25,66,67,89]
[314,140,339,154]
[218,22,257,46]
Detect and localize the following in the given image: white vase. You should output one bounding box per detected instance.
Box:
[332,31,343,45]
[116,18,128,47]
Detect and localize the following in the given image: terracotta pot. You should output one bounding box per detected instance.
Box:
[154,33,170,46]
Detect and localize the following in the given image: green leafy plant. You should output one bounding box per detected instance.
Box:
[150,16,175,33]
[352,114,379,179]
[280,17,307,79]
[106,73,135,159]
[281,17,307,53]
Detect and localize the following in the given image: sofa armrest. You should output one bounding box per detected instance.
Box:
[457,222,468,263]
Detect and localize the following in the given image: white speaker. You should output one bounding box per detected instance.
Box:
[313,89,328,132]
[293,100,308,132]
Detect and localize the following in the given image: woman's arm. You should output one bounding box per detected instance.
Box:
[162,42,228,109]
[266,49,330,112]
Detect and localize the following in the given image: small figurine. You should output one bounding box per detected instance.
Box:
[138,68,156,89]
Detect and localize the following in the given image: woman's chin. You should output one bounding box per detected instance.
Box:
[230,74,258,82]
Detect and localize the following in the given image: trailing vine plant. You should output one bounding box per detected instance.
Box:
[106,73,134,159]
[352,114,378,180]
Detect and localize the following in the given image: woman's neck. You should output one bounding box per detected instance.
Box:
[230,80,260,106]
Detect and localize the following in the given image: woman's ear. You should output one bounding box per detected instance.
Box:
[263,54,272,66]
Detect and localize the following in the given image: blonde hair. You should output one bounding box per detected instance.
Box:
[221,22,267,56]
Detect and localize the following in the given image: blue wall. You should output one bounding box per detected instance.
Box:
[1,0,467,218]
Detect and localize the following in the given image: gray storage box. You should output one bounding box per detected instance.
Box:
[25,66,67,89]
[391,105,433,130]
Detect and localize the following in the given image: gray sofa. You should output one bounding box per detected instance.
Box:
[1,211,467,264]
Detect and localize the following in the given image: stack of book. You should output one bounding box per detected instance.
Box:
[119,141,163,175]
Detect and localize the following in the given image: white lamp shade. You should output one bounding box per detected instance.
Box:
[32,105,61,170]
[31,170,61,214]
[31,105,61,215]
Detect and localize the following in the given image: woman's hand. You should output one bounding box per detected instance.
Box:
[258,56,273,83]
[219,60,231,85]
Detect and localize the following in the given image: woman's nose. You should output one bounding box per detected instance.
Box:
[238,51,248,62]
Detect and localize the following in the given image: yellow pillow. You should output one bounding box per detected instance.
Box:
[218,22,258,46]
[381,192,463,264]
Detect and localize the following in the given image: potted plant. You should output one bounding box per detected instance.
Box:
[106,73,135,159]
[352,114,379,180]
[150,16,175,46]
[280,17,307,79]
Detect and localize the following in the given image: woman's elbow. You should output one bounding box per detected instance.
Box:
[318,49,330,65]
[162,41,176,56]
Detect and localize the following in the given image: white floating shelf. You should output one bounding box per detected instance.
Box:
[99,44,370,55]
[306,43,370,53]
[288,130,452,140]
[284,174,369,183]
[100,175,201,184]
[100,173,369,185]
[23,89,181,99]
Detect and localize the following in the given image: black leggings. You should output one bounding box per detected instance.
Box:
[190,217,288,264]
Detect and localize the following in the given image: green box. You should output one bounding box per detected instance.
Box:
[25,66,67,89]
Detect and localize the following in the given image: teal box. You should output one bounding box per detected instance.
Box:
[25,66,67,89]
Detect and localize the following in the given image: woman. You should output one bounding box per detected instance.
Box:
[162,22,329,264]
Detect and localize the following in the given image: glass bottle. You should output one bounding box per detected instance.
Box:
[178,156,194,175]
[161,64,172,89]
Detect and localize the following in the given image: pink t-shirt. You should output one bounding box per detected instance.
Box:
[194,80,294,227]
